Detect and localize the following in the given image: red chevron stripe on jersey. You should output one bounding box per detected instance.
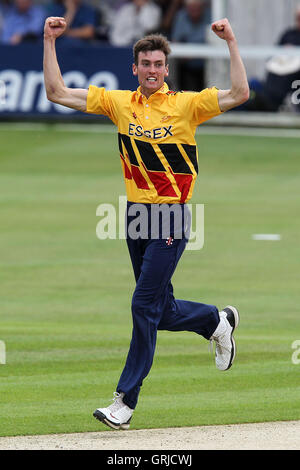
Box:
[120,153,132,180]
[131,165,150,190]
[141,162,177,197]
[169,168,193,203]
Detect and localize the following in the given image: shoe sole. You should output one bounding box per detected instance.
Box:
[93,410,130,431]
[223,305,240,371]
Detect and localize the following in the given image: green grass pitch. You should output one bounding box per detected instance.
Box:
[0,125,299,437]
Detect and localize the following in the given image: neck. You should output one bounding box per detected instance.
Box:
[141,89,153,99]
[140,83,164,99]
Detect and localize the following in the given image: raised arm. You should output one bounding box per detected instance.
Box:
[212,18,250,112]
[43,17,88,111]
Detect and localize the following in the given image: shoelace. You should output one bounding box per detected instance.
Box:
[109,392,123,412]
[112,391,121,401]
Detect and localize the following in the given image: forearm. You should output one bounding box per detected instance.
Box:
[212,19,249,111]
[43,17,88,111]
[43,37,66,101]
[227,38,249,101]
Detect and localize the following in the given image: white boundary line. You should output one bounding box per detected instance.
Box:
[252,234,281,241]
[0,122,300,138]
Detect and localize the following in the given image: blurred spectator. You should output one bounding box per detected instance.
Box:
[0,0,45,45]
[0,2,4,37]
[0,0,11,16]
[155,0,183,38]
[279,5,300,46]
[94,0,129,42]
[244,6,300,112]
[109,0,162,47]
[99,0,128,25]
[171,0,210,91]
[47,0,97,43]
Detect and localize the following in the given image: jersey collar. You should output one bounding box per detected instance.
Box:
[133,82,170,103]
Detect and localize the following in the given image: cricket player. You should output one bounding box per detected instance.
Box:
[43,16,249,430]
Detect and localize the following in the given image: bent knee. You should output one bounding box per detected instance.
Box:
[131,293,157,320]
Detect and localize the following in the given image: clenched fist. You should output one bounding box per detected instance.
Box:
[44,17,67,40]
[211,18,236,42]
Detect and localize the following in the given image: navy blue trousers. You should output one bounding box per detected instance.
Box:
[117,203,219,409]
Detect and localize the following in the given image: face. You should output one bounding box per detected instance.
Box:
[132,50,169,98]
[186,1,205,23]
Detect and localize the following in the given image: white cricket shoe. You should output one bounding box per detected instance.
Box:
[93,392,133,430]
[210,305,240,371]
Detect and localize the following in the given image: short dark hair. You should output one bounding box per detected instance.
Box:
[133,34,171,65]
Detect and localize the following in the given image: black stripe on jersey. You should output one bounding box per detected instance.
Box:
[182,144,198,174]
[158,143,192,175]
[120,134,139,166]
[118,133,123,156]
[135,139,166,172]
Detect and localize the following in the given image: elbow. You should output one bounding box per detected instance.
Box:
[227,85,250,109]
[237,86,250,105]
[242,85,250,103]
[45,86,58,103]
[46,86,65,104]
[46,92,57,103]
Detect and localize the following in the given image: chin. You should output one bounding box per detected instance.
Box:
[147,83,162,92]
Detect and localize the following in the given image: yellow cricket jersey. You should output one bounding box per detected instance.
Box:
[86,82,222,204]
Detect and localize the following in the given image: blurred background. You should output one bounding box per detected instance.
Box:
[1,0,300,120]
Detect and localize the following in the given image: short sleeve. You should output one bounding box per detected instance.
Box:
[191,87,222,125]
[86,85,116,123]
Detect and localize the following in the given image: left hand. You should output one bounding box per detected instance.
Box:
[212,18,236,42]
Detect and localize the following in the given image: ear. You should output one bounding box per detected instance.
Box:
[132,63,138,76]
[164,64,169,77]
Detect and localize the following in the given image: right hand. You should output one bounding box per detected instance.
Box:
[211,18,235,42]
[44,17,67,40]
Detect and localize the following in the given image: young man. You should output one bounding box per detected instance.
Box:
[43,16,249,430]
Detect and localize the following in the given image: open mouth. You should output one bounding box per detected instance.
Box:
[147,77,157,83]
